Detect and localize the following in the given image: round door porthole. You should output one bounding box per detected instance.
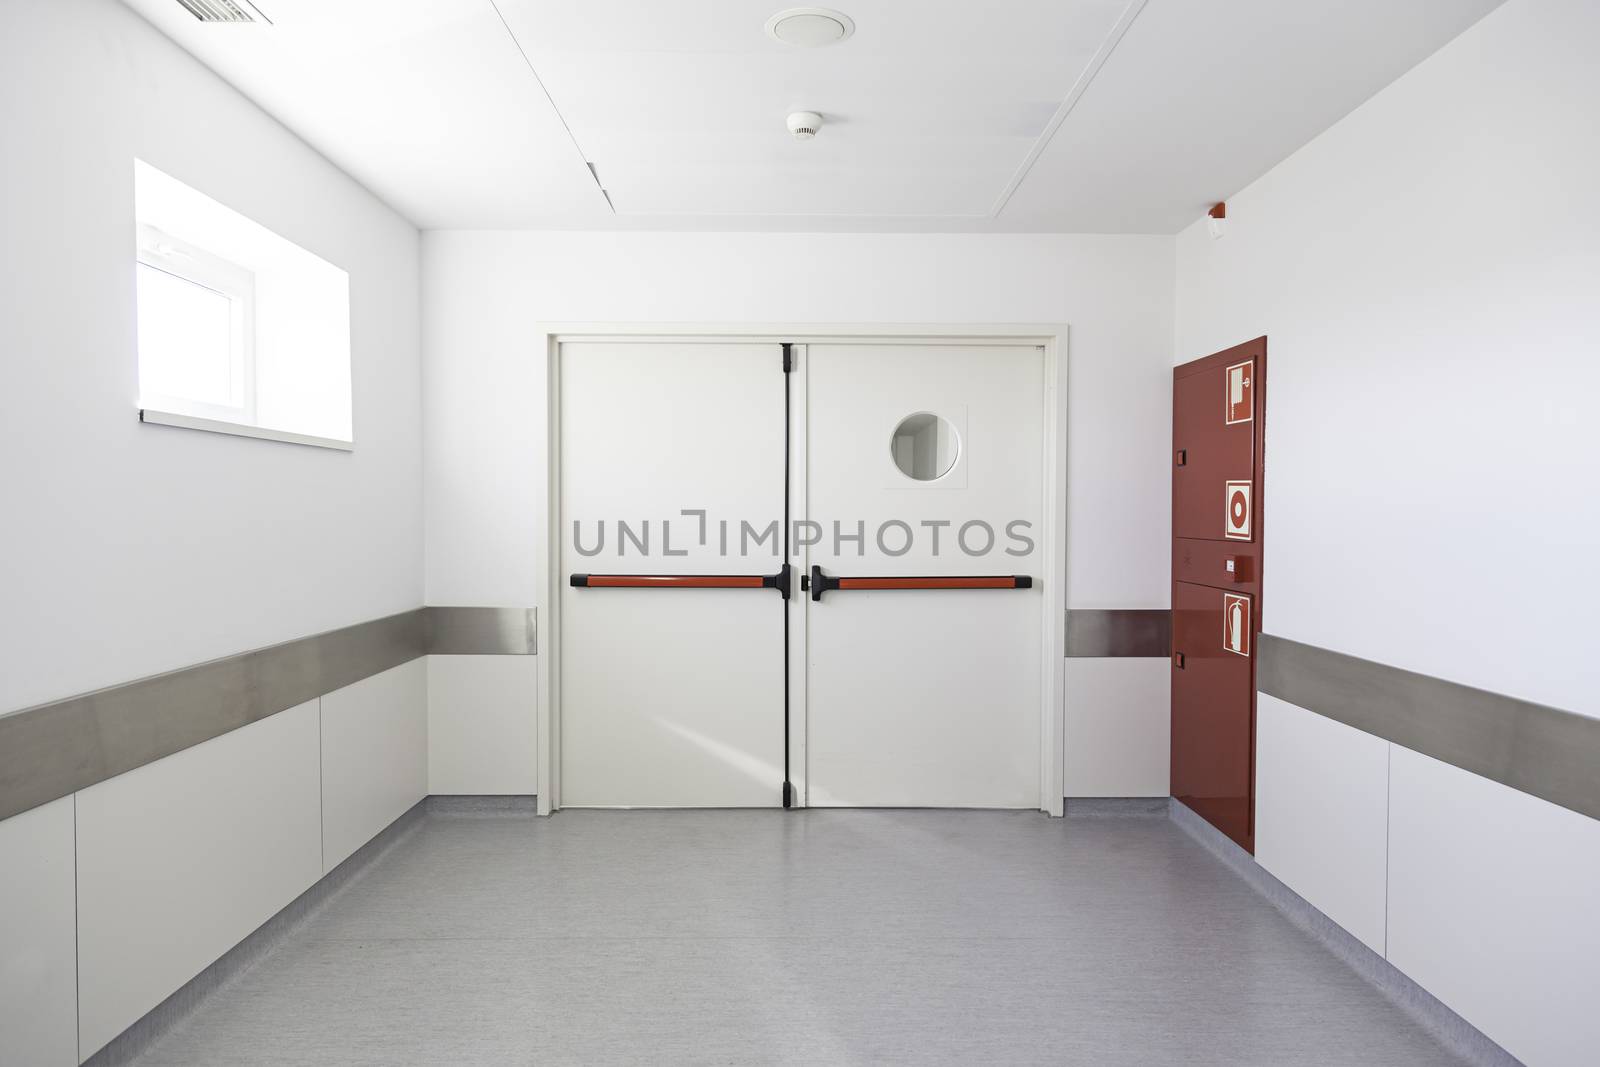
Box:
[890,412,959,481]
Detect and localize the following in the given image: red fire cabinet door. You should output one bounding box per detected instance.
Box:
[1171,581,1254,851]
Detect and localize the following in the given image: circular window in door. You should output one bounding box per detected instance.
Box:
[890,412,960,481]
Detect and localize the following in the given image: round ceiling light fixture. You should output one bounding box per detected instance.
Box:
[765,7,855,47]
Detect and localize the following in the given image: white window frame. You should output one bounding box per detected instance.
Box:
[136,222,257,425]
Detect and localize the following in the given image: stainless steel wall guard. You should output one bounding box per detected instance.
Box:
[1064,609,1171,657]
[7,611,1592,829]
[1259,633,1599,824]
[1062,615,1596,825]
[0,607,535,823]
[426,606,538,655]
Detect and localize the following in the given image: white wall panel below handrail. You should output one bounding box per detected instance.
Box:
[75,701,324,1059]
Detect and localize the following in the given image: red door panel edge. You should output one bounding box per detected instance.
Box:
[1171,336,1266,854]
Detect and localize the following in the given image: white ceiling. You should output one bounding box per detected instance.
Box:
[120,0,1504,232]
[494,0,1134,219]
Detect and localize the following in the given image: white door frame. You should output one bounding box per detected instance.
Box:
[536,323,1070,816]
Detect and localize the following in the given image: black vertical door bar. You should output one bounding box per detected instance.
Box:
[781,342,794,808]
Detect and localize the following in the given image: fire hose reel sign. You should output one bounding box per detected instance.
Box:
[1225,359,1254,425]
[1224,480,1252,540]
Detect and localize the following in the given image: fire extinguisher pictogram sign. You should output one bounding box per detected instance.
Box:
[1223,592,1251,656]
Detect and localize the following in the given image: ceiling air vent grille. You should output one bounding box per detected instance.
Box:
[174,0,264,22]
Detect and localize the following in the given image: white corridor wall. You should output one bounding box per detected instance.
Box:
[0,0,424,715]
[1176,0,1597,716]
[1174,0,1599,1062]
[421,231,1177,798]
[0,1,423,1061]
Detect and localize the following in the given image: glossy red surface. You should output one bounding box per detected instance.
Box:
[1170,337,1266,854]
[1172,580,1255,848]
[1173,359,1256,543]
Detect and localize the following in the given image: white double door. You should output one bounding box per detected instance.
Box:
[559,340,1044,809]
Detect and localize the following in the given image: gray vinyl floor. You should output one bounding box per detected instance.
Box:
[128,809,1469,1066]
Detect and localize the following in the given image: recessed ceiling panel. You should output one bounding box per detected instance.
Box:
[119,0,1507,231]
[495,0,1134,217]
[996,0,1507,232]
[119,0,609,227]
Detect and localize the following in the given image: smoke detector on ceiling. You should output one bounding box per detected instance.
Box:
[787,111,824,141]
[765,7,855,47]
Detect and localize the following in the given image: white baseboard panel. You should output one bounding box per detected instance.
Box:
[321,660,428,869]
[1388,746,1600,1067]
[1062,657,1170,797]
[0,796,77,1067]
[76,701,324,1059]
[1169,797,1518,1067]
[426,654,539,796]
[1255,694,1389,953]
[81,801,427,1067]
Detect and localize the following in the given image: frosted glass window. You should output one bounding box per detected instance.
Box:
[134,160,352,448]
[136,250,252,417]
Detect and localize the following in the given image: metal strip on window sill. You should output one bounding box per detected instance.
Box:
[139,409,354,452]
